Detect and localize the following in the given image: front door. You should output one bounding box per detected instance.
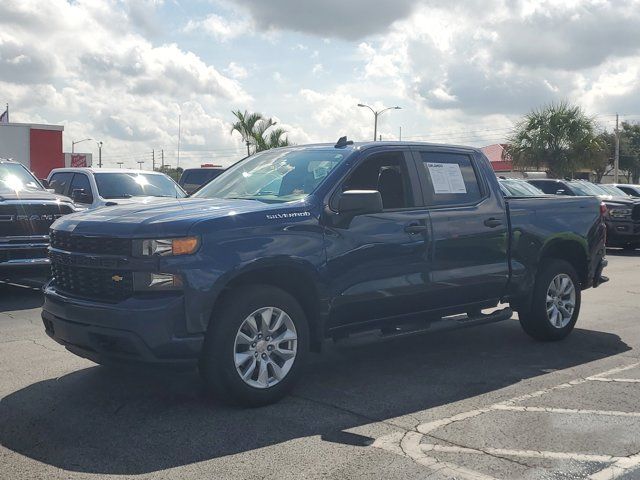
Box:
[412,148,509,310]
[324,148,432,328]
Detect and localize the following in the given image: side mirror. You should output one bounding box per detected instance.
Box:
[71,188,91,204]
[337,190,383,215]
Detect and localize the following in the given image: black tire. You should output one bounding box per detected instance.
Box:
[518,259,581,341]
[199,284,309,407]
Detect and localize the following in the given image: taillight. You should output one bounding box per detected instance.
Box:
[600,202,607,217]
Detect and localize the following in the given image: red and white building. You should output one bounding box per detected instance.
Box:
[480,144,514,173]
[0,122,91,179]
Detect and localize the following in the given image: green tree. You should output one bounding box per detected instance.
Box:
[619,122,640,183]
[505,102,603,178]
[230,110,264,156]
[230,110,291,155]
[589,131,615,183]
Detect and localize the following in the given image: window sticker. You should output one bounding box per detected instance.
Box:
[426,162,467,194]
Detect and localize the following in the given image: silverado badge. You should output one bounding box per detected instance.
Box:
[111,275,123,282]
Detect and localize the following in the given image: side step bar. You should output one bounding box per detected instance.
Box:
[333,307,513,345]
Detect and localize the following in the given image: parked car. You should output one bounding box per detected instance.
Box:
[596,184,632,197]
[47,168,186,209]
[498,178,547,196]
[612,184,640,198]
[43,140,608,406]
[0,158,75,281]
[179,166,226,194]
[528,179,640,250]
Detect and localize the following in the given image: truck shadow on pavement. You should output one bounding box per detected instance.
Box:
[0,283,43,312]
[0,320,631,475]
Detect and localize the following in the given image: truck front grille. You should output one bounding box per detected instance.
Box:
[50,230,131,256]
[51,263,133,301]
[0,204,73,236]
[633,205,640,221]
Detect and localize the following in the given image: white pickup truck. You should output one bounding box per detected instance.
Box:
[46,168,186,209]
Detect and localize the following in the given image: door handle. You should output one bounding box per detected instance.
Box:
[484,218,503,228]
[404,223,427,234]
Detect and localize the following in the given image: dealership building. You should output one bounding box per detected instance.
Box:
[0,122,91,179]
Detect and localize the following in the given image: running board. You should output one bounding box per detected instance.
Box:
[332,307,513,345]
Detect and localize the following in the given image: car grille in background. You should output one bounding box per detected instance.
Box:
[50,230,131,256]
[633,205,640,221]
[51,263,133,301]
[0,203,73,236]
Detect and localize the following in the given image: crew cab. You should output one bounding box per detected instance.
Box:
[42,140,608,406]
[47,168,186,209]
[528,179,640,250]
[0,158,75,280]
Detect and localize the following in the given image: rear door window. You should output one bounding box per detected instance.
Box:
[48,172,74,196]
[417,152,482,206]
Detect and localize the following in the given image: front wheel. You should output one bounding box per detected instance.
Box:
[518,259,581,341]
[199,284,309,407]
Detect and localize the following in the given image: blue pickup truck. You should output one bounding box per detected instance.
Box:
[42,139,608,406]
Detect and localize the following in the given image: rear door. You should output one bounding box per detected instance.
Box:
[412,148,509,309]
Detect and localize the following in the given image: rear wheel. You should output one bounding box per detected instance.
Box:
[518,259,581,341]
[199,284,309,407]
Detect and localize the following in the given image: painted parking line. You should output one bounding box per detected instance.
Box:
[374,362,640,480]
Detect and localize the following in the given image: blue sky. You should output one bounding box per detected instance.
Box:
[1,0,640,168]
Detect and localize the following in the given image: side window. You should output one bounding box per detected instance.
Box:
[534,182,562,195]
[48,172,73,196]
[342,152,414,210]
[69,173,94,204]
[419,152,482,206]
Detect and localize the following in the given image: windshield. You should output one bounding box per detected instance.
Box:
[94,173,186,199]
[194,148,347,203]
[0,163,44,194]
[500,180,545,196]
[597,184,629,196]
[568,181,604,196]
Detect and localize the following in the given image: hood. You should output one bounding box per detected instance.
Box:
[598,195,640,207]
[0,190,73,204]
[51,197,297,237]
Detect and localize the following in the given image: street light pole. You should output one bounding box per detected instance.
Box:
[137,161,145,170]
[71,138,92,153]
[97,141,103,168]
[357,104,401,141]
[117,162,124,168]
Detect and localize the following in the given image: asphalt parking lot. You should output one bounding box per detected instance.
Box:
[1,250,639,480]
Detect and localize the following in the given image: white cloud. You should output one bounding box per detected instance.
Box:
[184,13,250,41]
[225,61,249,80]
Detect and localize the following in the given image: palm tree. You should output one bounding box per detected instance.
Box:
[230,110,263,156]
[505,102,603,178]
[230,110,291,154]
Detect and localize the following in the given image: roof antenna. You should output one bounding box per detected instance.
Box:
[334,136,353,148]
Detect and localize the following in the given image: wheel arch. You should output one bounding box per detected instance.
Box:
[208,258,327,352]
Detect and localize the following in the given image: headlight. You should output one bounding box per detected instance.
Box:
[133,272,183,291]
[609,208,632,218]
[138,237,200,256]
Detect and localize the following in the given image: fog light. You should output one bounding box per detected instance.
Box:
[133,272,182,291]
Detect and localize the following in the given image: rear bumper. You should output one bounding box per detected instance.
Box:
[42,285,203,368]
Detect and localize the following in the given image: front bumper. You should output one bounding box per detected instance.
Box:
[0,235,50,268]
[42,285,203,368]
[606,220,640,245]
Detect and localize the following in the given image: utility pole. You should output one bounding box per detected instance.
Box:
[177,114,181,169]
[614,113,620,183]
[161,149,164,169]
[137,160,144,170]
[117,162,124,168]
[379,134,382,141]
[152,149,155,171]
[399,126,402,141]
[97,141,103,168]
